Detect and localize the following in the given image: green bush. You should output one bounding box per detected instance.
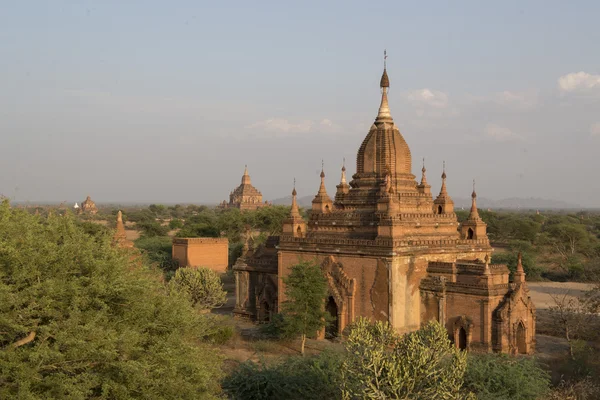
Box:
[463,353,550,400]
[169,267,227,310]
[169,218,184,229]
[222,350,343,400]
[134,236,178,273]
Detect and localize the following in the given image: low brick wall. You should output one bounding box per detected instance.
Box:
[172,238,229,273]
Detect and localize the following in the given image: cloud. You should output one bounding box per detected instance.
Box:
[485,123,522,142]
[591,122,600,137]
[245,118,342,135]
[558,72,600,93]
[405,89,449,108]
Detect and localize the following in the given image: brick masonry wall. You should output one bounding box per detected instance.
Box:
[172,238,229,273]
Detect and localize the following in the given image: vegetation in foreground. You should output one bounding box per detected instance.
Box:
[0,201,223,399]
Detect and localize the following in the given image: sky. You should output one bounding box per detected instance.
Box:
[1,1,600,206]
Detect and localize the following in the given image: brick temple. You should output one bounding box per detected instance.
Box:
[233,60,535,354]
[220,166,271,211]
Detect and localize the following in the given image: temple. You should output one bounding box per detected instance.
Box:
[220,166,271,210]
[78,195,98,215]
[233,57,535,354]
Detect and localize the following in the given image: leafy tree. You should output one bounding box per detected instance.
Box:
[492,251,542,281]
[463,353,550,400]
[281,261,330,355]
[169,218,184,229]
[137,219,169,237]
[134,235,178,274]
[0,201,222,399]
[342,318,469,399]
[169,267,227,310]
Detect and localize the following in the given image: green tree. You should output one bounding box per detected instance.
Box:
[169,218,184,229]
[342,318,469,399]
[169,267,227,310]
[0,201,222,399]
[281,261,330,355]
[137,219,169,237]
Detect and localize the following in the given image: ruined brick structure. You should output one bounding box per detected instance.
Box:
[78,195,98,215]
[172,238,228,273]
[233,61,535,353]
[113,210,134,249]
[220,166,271,211]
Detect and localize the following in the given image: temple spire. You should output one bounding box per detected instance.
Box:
[376,50,392,121]
[439,161,448,196]
[241,165,251,185]
[290,178,301,218]
[514,251,526,283]
[340,158,347,184]
[468,179,481,221]
[420,157,428,186]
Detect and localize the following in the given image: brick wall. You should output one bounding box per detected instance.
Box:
[172,238,228,273]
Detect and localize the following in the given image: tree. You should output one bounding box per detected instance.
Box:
[341,318,469,399]
[0,201,222,399]
[169,267,227,310]
[281,261,330,355]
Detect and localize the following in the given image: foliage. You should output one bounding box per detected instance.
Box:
[222,350,343,400]
[134,235,178,273]
[0,201,222,399]
[169,218,183,229]
[341,318,469,400]
[137,219,169,237]
[280,261,330,355]
[169,267,227,310]
[463,353,550,400]
[77,220,111,239]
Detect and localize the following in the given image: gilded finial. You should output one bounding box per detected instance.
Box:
[342,157,346,172]
[442,161,447,179]
[422,157,426,173]
[292,178,297,196]
[384,49,387,69]
[472,179,477,198]
[320,160,325,178]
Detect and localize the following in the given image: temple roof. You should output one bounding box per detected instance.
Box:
[231,166,263,198]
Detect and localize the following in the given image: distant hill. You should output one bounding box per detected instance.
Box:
[271,195,581,210]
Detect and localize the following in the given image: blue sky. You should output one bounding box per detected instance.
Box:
[1,1,599,206]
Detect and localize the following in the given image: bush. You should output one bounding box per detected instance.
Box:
[222,351,343,400]
[169,218,184,229]
[137,219,169,237]
[169,267,227,310]
[342,319,468,399]
[463,353,550,400]
[134,236,178,273]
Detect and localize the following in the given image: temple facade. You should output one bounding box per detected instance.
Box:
[78,195,98,215]
[220,166,271,211]
[233,62,535,354]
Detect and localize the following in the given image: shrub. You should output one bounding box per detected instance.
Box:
[222,350,343,400]
[169,267,227,310]
[463,353,550,400]
[134,236,178,273]
[169,218,184,229]
[342,319,468,399]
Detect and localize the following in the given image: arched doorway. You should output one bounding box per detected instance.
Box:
[467,228,474,239]
[516,322,527,354]
[325,296,339,339]
[437,205,443,214]
[458,327,467,350]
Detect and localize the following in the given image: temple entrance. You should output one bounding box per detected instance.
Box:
[458,327,467,350]
[325,296,339,338]
[516,322,527,354]
[437,205,443,214]
[467,228,474,239]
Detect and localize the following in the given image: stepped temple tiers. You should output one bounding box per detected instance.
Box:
[220,166,271,210]
[233,57,535,354]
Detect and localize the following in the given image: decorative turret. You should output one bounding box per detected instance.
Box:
[312,162,333,213]
[335,159,350,201]
[417,158,432,195]
[241,165,251,185]
[227,165,267,210]
[460,180,488,241]
[282,180,306,238]
[513,252,526,283]
[433,162,454,214]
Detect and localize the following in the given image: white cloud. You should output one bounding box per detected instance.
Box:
[558,72,600,93]
[590,122,600,137]
[405,89,449,108]
[485,123,522,142]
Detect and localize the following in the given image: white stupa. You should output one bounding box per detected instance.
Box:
[73,202,80,210]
